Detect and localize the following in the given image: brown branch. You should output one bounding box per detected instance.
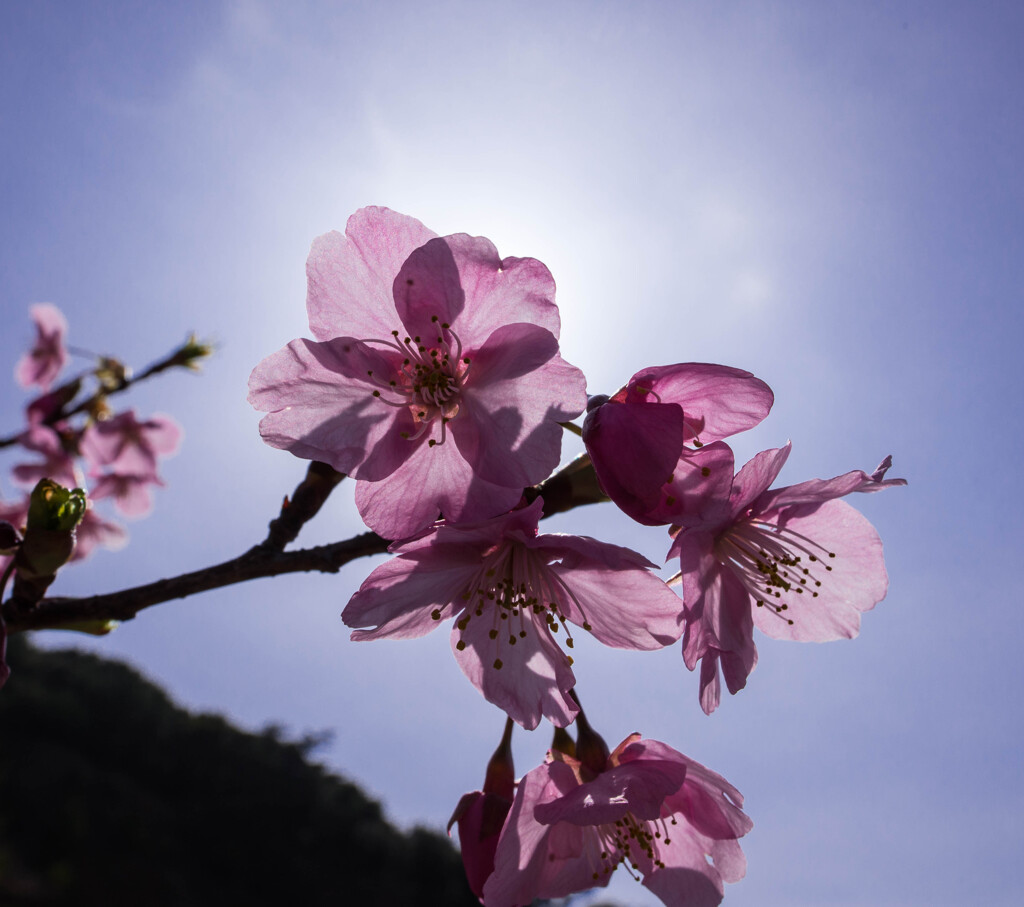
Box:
[3,533,388,632]
[260,461,346,552]
[2,453,608,634]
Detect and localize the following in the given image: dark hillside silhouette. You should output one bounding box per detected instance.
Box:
[0,636,478,906]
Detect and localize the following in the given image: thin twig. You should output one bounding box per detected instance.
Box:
[0,338,208,449]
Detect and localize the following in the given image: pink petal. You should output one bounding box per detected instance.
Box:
[626,362,774,444]
[647,441,736,529]
[342,554,478,641]
[484,763,570,907]
[440,233,562,345]
[706,836,748,885]
[534,758,686,826]
[699,651,723,715]
[458,322,586,488]
[641,838,727,907]
[451,792,507,898]
[719,643,758,696]
[451,609,578,729]
[538,536,684,650]
[248,337,416,477]
[754,459,907,512]
[534,823,608,899]
[391,236,466,340]
[140,414,182,456]
[18,423,65,457]
[662,754,752,841]
[675,531,718,667]
[80,411,182,476]
[728,443,791,518]
[520,763,611,901]
[305,208,437,342]
[28,302,68,340]
[13,425,79,489]
[679,541,755,661]
[749,499,888,642]
[394,497,544,559]
[676,535,758,714]
[354,440,523,539]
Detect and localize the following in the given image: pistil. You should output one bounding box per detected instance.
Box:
[357,316,472,446]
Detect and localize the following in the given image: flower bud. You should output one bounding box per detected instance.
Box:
[169,333,215,372]
[27,479,86,532]
[550,724,576,759]
[570,693,610,779]
[10,479,86,609]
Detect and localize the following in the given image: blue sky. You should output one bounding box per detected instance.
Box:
[2,2,1022,904]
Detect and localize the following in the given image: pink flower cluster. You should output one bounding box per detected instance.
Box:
[3,307,183,573]
[249,207,906,905]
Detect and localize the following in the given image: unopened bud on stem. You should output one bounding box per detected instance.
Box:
[168,333,215,372]
[11,479,86,610]
[569,689,610,779]
[482,716,515,801]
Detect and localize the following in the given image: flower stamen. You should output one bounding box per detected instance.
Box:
[714,518,839,626]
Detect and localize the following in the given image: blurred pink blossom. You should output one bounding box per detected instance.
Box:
[15,303,68,391]
[80,410,182,478]
[70,505,128,561]
[11,424,80,490]
[88,472,163,519]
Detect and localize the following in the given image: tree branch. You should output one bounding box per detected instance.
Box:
[2,454,607,634]
[260,461,347,552]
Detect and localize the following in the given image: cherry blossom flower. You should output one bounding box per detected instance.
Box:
[15,303,68,391]
[583,363,773,525]
[482,733,751,907]
[80,410,181,477]
[249,207,587,539]
[671,443,907,714]
[342,498,683,729]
